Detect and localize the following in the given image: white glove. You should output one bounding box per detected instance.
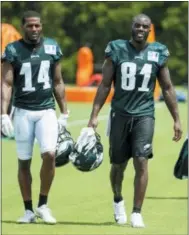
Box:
[75,127,96,153]
[58,112,69,127]
[1,114,14,138]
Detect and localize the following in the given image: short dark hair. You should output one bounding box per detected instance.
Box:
[132,14,151,25]
[22,10,41,25]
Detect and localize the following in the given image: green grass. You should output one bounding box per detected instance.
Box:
[2,101,188,235]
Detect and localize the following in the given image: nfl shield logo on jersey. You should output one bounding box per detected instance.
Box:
[147,51,159,62]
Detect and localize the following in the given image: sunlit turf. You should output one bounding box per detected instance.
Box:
[2,100,187,235]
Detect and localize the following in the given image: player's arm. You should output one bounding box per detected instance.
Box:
[88,58,114,128]
[53,61,69,126]
[157,66,182,141]
[53,61,67,114]
[1,61,14,114]
[1,61,14,138]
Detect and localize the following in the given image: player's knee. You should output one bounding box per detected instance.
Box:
[18,159,31,171]
[112,163,125,173]
[133,157,148,174]
[42,151,55,162]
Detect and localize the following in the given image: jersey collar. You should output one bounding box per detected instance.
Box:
[21,37,44,50]
[128,40,149,52]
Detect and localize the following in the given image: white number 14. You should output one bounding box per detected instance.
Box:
[20,60,51,92]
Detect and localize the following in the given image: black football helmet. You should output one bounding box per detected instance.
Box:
[174,137,188,179]
[69,127,103,172]
[55,124,74,167]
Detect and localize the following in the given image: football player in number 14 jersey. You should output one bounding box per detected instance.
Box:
[88,14,182,228]
[1,11,68,224]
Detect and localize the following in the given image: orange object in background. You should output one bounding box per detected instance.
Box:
[147,24,160,101]
[1,23,22,53]
[66,86,114,103]
[85,73,102,86]
[76,46,94,86]
[1,23,22,119]
[147,24,155,43]
[1,23,22,83]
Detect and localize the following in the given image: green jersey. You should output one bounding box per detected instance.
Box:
[2,37,63,110]
[105,40,170,117]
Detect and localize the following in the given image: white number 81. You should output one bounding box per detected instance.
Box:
[121,62,152,92]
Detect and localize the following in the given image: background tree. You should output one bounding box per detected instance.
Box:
[1,1,188,84]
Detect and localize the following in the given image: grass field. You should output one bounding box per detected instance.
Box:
[1,100,188,235]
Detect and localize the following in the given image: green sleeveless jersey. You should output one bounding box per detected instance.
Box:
[2,37,63,110]
[105,40,170,117]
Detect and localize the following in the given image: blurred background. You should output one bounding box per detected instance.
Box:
[1,1,188,87]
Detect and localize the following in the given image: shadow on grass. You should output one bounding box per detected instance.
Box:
[146,196,187,200]
[2,220,130,227]
[1,220,37,225]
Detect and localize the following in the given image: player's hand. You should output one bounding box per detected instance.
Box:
[173,121,182,142]
[1,114,14,138]
[58,112,69,127]
[87,116,98,130]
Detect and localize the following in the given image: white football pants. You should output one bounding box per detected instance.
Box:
[13,108,58,160]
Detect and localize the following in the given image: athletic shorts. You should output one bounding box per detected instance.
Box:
[109,111,155,164]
